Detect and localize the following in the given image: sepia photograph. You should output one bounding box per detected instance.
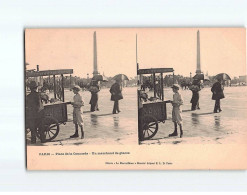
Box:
[25,28,247,170]
[25,29,138,146]
[137,28,247,146]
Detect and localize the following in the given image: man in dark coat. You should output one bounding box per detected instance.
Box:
[189,79,201,110]
[110,79,123,114]
[26,81,45,144]
[89,80,100,112]
[211,78,225,113]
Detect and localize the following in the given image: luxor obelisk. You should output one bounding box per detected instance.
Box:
[93,31,100,76]
[196,30,202,74]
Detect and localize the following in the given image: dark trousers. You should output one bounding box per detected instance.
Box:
[191,101,200,110]
[29,120,38,143]
[138,108,144,142]
[191,102,197,110]
[29,118,45,143]
[90,102,98,111]
[214,99,221,112]
[90,93,99,112]
[113,100,119,114]
[191,92,199,110]
[28,110,45,143]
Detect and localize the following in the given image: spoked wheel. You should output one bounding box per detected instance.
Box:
[142,115,158,140]
[37,117,60,142]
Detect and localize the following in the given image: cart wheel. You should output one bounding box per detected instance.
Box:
[37,117,60,142]
[142,115,158,140]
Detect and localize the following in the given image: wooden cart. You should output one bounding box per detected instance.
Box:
[25,69,73,142]
[138,68,174,141]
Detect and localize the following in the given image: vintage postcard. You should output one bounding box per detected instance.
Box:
[25,28,247,170]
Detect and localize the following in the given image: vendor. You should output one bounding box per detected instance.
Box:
[26,81,46,144]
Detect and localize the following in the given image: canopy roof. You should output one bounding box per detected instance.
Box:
[137,68,174,75]
[26,69,73,77]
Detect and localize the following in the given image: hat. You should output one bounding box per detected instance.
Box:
[29,81,38,89]
[72,85,81,91]
[171,84,180,90]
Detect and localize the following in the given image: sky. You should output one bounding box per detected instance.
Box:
[25,28,246,79]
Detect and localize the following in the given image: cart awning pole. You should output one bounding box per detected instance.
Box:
[161,73,164,101]
[53,75,56,99]
[153,73,156,98]
[70,74,72,88]
[173,71,175,84]
[61,74,65,102]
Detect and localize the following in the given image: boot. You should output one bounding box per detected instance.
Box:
[70,132,79,138]
[70,125,79,138]
[80,126,84,139]
[169,130,178,137]
[169,124,178,137]
[179,124,183,138]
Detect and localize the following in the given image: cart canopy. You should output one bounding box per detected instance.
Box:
[26,69,73,77]
[137,68,173,75]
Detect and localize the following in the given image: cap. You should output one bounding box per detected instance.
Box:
[29,81,38,89]
[72,85,81,91]
[171,84,180,90]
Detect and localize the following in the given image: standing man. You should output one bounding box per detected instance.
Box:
[211,78,225,113]
[89,80,100,112]
[110,79,123,114]
[189,79,201,110]
[26,81,45,144]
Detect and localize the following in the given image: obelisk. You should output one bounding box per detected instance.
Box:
[93,31,99,76]
[196,30,202,74]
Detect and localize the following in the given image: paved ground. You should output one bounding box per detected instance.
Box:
[26,87,138,146]
[141,86,247,145]
[27,86,247,146]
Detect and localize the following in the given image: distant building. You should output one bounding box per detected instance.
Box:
[239,75,247,83]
